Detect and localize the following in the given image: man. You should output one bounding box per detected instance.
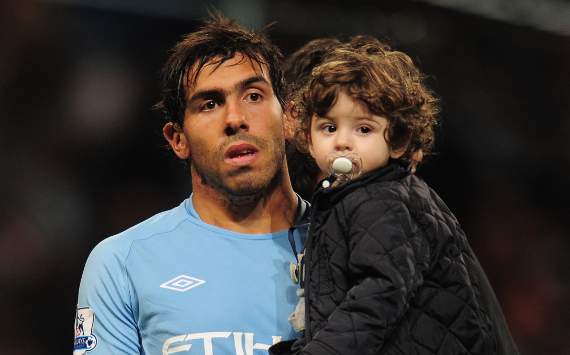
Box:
[74,14,307,355]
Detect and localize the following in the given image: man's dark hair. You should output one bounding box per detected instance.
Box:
[155,12,285,126]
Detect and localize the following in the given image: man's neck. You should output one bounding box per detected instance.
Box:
[190,170,298,234]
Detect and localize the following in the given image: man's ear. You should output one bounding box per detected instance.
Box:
[163,122,191,160]
[283,114,296,142]
[283,101,297,141]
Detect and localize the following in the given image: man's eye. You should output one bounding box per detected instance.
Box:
[247,93,261,102]
[201,100,218,111]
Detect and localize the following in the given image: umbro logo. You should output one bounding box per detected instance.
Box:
[160,275,206,292]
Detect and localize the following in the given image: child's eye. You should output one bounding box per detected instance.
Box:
[358,126,372,134]
[323,124,336,133]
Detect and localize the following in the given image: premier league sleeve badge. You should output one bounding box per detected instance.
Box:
[74,307,98,354]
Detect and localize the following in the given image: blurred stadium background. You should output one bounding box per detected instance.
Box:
[0,0,568,354]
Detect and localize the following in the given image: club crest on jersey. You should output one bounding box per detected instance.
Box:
[74,307,97,354]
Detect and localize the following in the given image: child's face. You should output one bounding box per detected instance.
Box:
[309,91,400,179]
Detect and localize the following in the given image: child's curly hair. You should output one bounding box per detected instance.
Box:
[293,36,439,166]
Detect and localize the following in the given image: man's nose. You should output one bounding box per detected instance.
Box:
[224,99,249,136]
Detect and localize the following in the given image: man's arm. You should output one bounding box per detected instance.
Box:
[300,198,427,355]
[74,238,141,354]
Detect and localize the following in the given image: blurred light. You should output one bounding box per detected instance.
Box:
[218,0,266,29]
[415,0,570,36]
[63,52,139,140]
[5,152,91,244]
[388,12,428,44]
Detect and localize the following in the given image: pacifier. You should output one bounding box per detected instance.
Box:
[322,154,362,188]
[332,157,353,174]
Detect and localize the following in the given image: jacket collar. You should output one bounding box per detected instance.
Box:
[313,160,410,207]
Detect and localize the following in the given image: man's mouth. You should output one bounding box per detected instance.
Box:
[224,143,259,166]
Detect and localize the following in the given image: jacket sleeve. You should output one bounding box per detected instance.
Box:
[74,238,141,355]
[300,198,426,355]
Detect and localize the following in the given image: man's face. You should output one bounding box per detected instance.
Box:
[180,54,286,198]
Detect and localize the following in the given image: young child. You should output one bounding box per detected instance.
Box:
[271,37,518,355]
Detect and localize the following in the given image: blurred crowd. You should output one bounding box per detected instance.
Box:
[0,1,568,354]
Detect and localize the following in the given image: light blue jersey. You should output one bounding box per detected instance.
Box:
[75,195,305,355]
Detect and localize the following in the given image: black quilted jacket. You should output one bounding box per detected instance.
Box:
[271,162,518,355]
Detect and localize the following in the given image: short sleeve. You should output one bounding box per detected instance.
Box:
[74,238,141,355]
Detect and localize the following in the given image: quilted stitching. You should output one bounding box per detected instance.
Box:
[298,164,515,355]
